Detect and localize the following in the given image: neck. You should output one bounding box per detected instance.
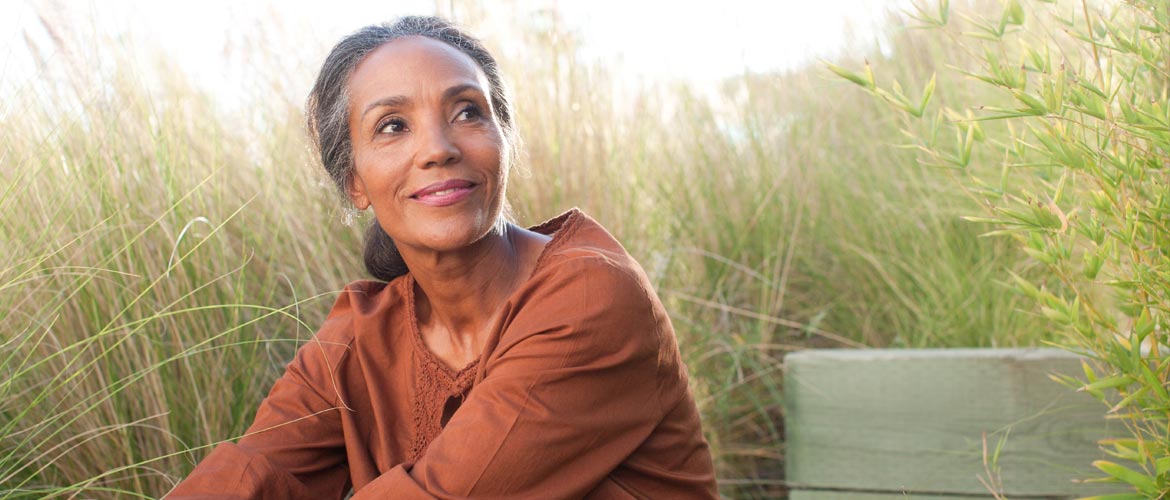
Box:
[401,221,528,350]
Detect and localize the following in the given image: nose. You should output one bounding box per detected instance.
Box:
[416,122,462,169]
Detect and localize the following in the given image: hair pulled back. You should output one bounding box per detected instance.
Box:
[306,16,519,281]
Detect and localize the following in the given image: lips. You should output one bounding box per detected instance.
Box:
[410,179,477,207]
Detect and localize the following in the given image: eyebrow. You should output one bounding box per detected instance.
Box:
[360,83,486,121]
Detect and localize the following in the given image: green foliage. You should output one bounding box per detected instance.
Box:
[837,0,1170,496]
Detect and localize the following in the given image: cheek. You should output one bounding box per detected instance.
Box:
[353,148,403,189]
[475,129,509,174]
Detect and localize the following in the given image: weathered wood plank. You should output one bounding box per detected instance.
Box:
[783,348,1127,497]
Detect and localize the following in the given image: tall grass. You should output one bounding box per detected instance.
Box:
[1,19,365,496]
[2,2,1057,498]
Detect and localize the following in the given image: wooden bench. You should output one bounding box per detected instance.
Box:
[783,348,1128,499]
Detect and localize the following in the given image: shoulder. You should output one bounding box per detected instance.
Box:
[531,211,659,316]
[508,210,671,356]
[530,208,650,293]
[293,278,411,371]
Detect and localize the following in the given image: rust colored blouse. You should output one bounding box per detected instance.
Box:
[169,209,718,499]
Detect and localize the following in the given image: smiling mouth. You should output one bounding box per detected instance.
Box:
[411,179,477,206]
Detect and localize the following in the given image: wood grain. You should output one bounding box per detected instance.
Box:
[783,348,1128,498]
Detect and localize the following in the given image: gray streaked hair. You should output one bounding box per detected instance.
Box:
[305,16,520,281]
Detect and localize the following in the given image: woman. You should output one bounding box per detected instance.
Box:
[171,16,717,499]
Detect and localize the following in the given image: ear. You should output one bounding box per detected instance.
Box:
[347,174,371,211]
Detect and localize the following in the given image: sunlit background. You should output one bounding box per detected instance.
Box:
[2,0,902,104]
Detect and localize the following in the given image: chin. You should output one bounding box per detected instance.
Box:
[420,213,498,251]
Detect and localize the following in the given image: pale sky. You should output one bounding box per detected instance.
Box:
[1,0,903,105]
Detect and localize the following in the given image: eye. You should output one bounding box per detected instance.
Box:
[378,117,407,134]
[454,104,483,122]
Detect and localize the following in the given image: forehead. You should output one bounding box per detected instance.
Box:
[348,36,489,106]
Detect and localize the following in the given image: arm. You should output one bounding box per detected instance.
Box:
[168,295,357,499]
[355,257,668,499]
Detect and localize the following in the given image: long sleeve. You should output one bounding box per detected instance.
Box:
[168,299,356,499]
[353,256,676,499]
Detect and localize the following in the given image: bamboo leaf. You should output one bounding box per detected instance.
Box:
[916,73,937,117]
[1080,375,1135,392]
[1092,460,1156,493]
[826,61,873,90]
[1109,385,1148,413]
[1003,0,1025,26]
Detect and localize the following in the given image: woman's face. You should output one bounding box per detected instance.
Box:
[346,36,508,257]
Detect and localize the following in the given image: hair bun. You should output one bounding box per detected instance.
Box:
[363,220,409,281]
